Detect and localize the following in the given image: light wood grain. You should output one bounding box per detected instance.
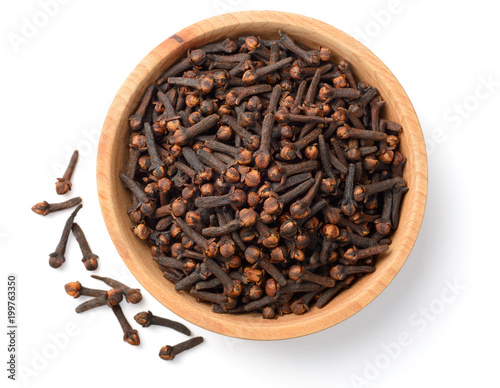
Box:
[96,11,428,340]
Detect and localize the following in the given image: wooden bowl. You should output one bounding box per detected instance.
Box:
[97,11,427,340]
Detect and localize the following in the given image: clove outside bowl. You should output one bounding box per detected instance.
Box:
[96,11,427,340]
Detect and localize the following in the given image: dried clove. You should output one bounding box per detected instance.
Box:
[32,197,82,216]
[134,310,191,336]
[75,289,123,313]
[129,85,155,131]
[288,264,336,287]
[344,244,389,265]
[91,275,142,304]
[49,204,82,268]
[64,281,106,298]
[55,150,78,194]
[72,223,99,270]
[111,304,140,346]
[201,208,257,237]
[329,264,375,281]
[159,337,204,361]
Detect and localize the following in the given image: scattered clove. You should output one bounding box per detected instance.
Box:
[75,289,123,313]
[48,204,82,268]
[55,150,78,194]
[64,281,106,298]
[134,310,191,336]
[91,275,142,304]
[32,197,82,216]
[111,304,140,346]
[159,337,204,361]
[72,223,99,270]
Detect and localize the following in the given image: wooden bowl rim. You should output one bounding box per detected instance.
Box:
[96,10,428,340]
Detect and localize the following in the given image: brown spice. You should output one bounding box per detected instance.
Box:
[121,33,408,318]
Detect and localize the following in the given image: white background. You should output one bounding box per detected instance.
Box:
[0,1,498,387]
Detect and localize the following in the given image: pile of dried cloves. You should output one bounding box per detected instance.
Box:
[123,32,408,318]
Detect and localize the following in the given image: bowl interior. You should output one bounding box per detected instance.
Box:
[96,11,427,340]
